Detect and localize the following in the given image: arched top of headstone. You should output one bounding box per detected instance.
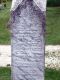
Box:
[11,0,47,11]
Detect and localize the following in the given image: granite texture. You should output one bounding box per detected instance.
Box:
[10,0,46,80]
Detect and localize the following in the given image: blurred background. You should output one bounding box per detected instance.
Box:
[0,0,60,80]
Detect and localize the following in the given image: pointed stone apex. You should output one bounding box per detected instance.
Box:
[11,0,47,11]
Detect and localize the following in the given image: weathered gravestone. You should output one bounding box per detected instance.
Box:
[10,0,47,80]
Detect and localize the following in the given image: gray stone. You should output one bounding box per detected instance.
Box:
[10,0,46,80]
[0,4,4,10]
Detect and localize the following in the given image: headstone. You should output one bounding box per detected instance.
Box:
[10,0,47,80]
[0,4,4,9]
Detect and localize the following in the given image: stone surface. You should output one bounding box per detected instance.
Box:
[10,0,46,80]
[11,0,47,11]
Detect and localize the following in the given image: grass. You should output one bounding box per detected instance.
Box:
[0,2,60,45]
[0,67,11,80]
[45,68,60,80]
[0,1,11,44]
[46,7,60,45]
[0,67,60,80]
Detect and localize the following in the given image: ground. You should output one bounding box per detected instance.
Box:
[0,67,11,80]
[46,7,60,45]
[0,67,60,80]
[45,68,60,80]
[0,1,11,44]
[0,2,60,44]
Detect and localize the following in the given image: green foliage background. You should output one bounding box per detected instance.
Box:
[47,0,60,6]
